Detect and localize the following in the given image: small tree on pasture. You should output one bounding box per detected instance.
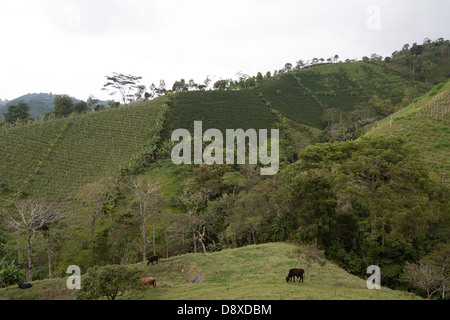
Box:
[75,264,142,300]
[293,245,326,282]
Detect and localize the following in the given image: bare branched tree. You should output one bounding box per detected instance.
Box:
[131,178,164,262]
[403,245,450,299]
[1,199,63,282]
[177,184,213,254]
[402,263,441,299]
[425,245,450,299]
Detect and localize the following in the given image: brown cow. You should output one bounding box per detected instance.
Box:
[141,277,157,288]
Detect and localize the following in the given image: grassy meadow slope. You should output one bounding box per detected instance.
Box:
[365,82,450,179]
[0,98,167,201]
[0,243,418,300]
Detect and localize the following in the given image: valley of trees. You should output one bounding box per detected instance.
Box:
[0,38,449,300]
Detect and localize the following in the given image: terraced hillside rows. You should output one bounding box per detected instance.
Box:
[161,90,277,139]
[0,98,167,200]
[259,62,425,129]
[366,82,450,179]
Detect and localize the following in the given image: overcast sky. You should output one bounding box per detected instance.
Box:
[0,0,449,101]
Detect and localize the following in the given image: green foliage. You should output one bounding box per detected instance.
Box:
[0,257,25,288]
[4,102,31,124]
[94,104,106,112]
[286,171,337,246]
[53,95,74,117]
[387,38,450,87]
[283,135,449,288]
[292,245,327,282]
[74,101,89,114]
[427,82,445,97]
[221,172,247,195]
[75,264,142,300]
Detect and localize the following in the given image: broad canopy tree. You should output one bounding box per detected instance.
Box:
[4,102,31,124]
[53,94,74,117]
[102,73,143,106]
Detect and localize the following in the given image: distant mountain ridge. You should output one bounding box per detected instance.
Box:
[0,93,110,118]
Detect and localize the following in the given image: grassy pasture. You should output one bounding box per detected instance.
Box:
[0,243,417,300]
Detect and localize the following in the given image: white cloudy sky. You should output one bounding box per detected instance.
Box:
[0,0,449,101]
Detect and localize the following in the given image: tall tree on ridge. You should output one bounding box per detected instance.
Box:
[53,95,74,117]
[102,73,143,106]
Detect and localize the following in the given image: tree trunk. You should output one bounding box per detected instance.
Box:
[443,283,446,300]
[199,236,207,254]
[47,238,53,279]
[153,224,156,256]
[193,228,197,253]
[26,232,33,282]
[165,229,169,259]
[142,220,147,262]
[198,226,207,254]
[90,219,95,243]
[306,264,311,282]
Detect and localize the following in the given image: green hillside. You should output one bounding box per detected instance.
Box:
[383,40,450,86]
[1,61,426,204]
[161,90,277,139]
[161,62,425,135]
[259,62,425,129]
[0,243,418,300]
[366,82,450,179]
[0,51,448,301]
[0,98,167,201]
